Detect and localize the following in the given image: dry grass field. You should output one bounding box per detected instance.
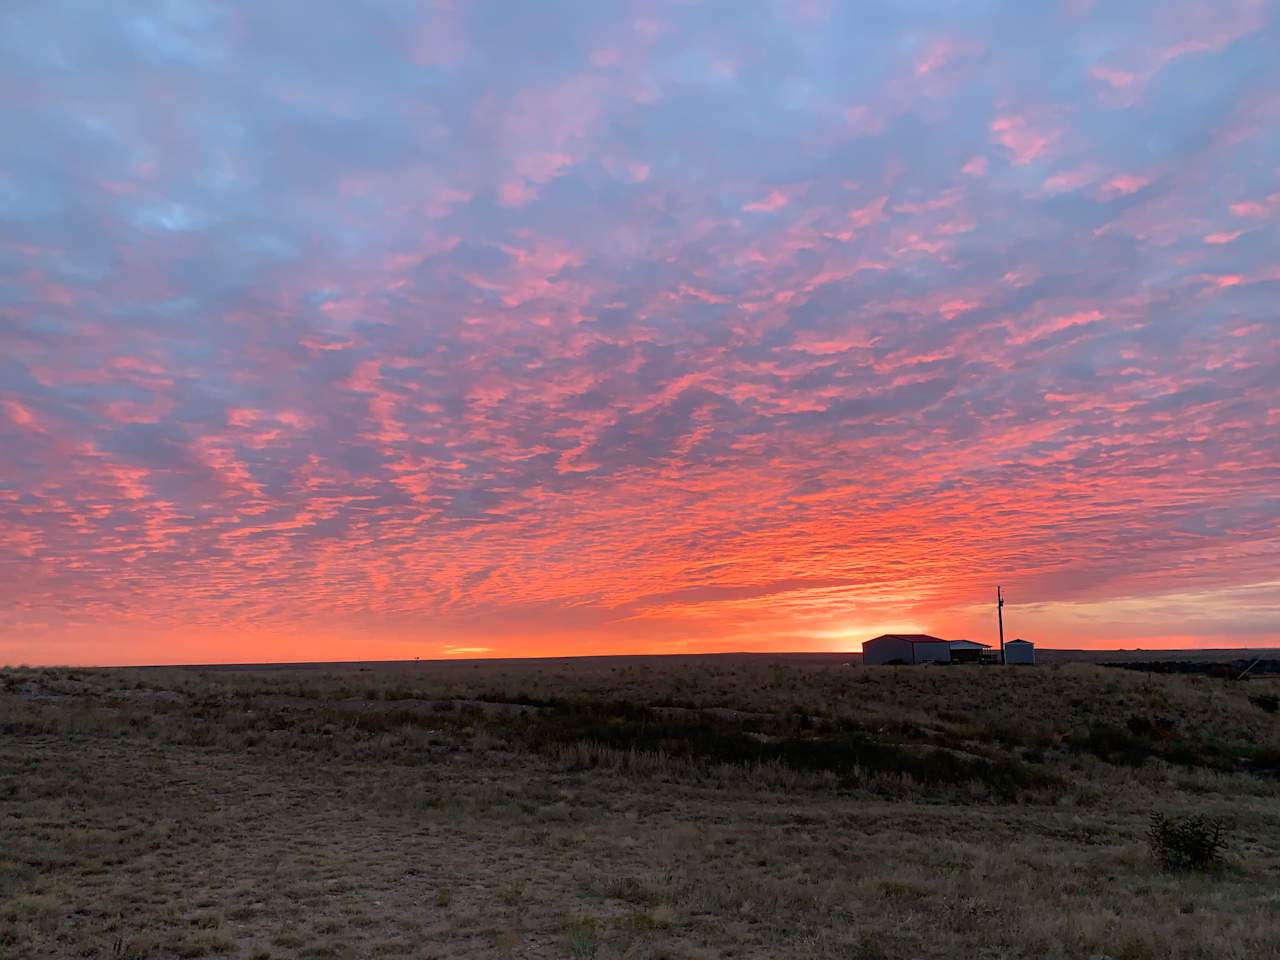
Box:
[2,655,1279,959]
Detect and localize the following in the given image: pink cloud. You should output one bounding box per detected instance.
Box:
[99,399,172,425]
[1084,0,1270,107]
[913,37,981,77]
[991,114,1057,165]
[743,189,789,213]
[1100,173,1150,197]
[499,180,536,207]
[848,195,887,229]
[1090,65,1136,89]
[939,298,981,320]
[1009,309,1104,345]
[2,398,39,430]
[1230,193,1279,218]
[1041,166,1099,195]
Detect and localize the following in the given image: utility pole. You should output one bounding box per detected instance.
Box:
[997,585,1006,665]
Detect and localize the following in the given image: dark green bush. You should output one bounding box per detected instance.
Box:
[1148,813,1229,872]
[1249,693,1278,714]
[1071,723,1156,766]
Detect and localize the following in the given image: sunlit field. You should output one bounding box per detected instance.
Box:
[3,655,1279,959]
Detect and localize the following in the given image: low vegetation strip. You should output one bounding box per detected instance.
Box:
[1105,658,1280,676]
[497,700,1064,799]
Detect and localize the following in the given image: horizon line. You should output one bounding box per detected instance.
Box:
[7,646,1280,672]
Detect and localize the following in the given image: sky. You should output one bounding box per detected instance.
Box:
[2,1,1279,666]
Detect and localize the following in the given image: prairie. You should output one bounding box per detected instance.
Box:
[2,654,1278,959]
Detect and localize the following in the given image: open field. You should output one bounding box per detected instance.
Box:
[2,657,1279,959]
[1035,648,1280,665]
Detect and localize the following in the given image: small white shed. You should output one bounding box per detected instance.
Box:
[1005,638,1035,665]
[862,634,952,665]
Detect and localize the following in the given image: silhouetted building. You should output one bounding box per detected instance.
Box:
[862,634,951,665]
[1005,638,1035,664]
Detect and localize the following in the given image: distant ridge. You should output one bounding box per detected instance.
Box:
[49,646,1280,671]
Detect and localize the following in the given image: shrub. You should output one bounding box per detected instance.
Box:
[1249,693,1278,714]
[1072,723,1156,766]
[564,918,600,959]
[1148,813,1229,872]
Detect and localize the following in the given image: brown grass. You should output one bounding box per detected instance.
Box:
[1,657,1278,958]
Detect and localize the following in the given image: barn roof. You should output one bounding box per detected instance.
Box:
[948,639,991,649]
[867,633,948,644]
[1007,638,1033,645]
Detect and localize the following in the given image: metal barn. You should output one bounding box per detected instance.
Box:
[1005,638,1035,664]
[862,634,952,665]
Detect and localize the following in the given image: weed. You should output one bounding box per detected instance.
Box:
[497,880,527,906]
[1148,813,1230,872]
[564,919,600,960]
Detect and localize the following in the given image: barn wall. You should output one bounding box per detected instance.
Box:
[862,637,912,665]
[913,641,951,664]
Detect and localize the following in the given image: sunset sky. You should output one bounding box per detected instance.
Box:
[3,1,1279,666]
